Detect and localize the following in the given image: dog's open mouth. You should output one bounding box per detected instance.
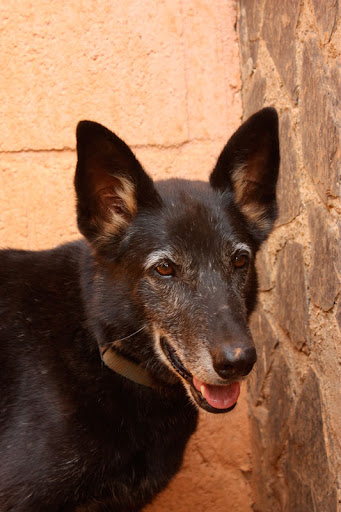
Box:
[161,338,240,414]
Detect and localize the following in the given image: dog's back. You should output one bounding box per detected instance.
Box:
[0,108,279,511]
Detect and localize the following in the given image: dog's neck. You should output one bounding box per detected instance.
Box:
[100,346,157,389]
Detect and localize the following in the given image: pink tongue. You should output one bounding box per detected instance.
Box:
[193,376,240,410]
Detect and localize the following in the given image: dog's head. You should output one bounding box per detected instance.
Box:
[75,108,279,413]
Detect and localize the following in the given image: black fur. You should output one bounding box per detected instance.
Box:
[0,108,279,511]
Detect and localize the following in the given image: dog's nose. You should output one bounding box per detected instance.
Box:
[212,345,257,379]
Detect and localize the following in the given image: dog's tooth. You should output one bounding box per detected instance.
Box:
[200,385,206,399]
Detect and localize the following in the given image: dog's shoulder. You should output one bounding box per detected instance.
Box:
[0,239,82,276]
[0,240,87,352]
[0,240,84,295]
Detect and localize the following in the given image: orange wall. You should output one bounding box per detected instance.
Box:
[0,2,252,510]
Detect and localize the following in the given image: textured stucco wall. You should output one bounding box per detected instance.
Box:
[239,0,340,510]
[0,2,254,511]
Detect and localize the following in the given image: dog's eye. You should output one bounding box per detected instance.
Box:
[233,253,249,269]
[155,262,175,277]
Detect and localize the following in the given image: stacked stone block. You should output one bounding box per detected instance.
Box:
[239,0,340,510]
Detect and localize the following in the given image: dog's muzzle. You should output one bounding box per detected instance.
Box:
[160,337,247,414]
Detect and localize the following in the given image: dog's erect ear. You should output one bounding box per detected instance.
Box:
[210,108,279,242]
[75,121,161,248]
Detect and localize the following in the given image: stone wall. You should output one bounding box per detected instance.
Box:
[238,0,340,510]
[0,2,254,511]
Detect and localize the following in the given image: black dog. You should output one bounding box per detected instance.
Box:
[0,108,279,511]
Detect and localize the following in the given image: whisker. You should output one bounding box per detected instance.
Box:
[118,325,146,342]
[104,325,146,347]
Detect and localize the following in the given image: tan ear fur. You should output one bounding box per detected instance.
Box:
[230,160,272,232]
[93,176,137,247]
